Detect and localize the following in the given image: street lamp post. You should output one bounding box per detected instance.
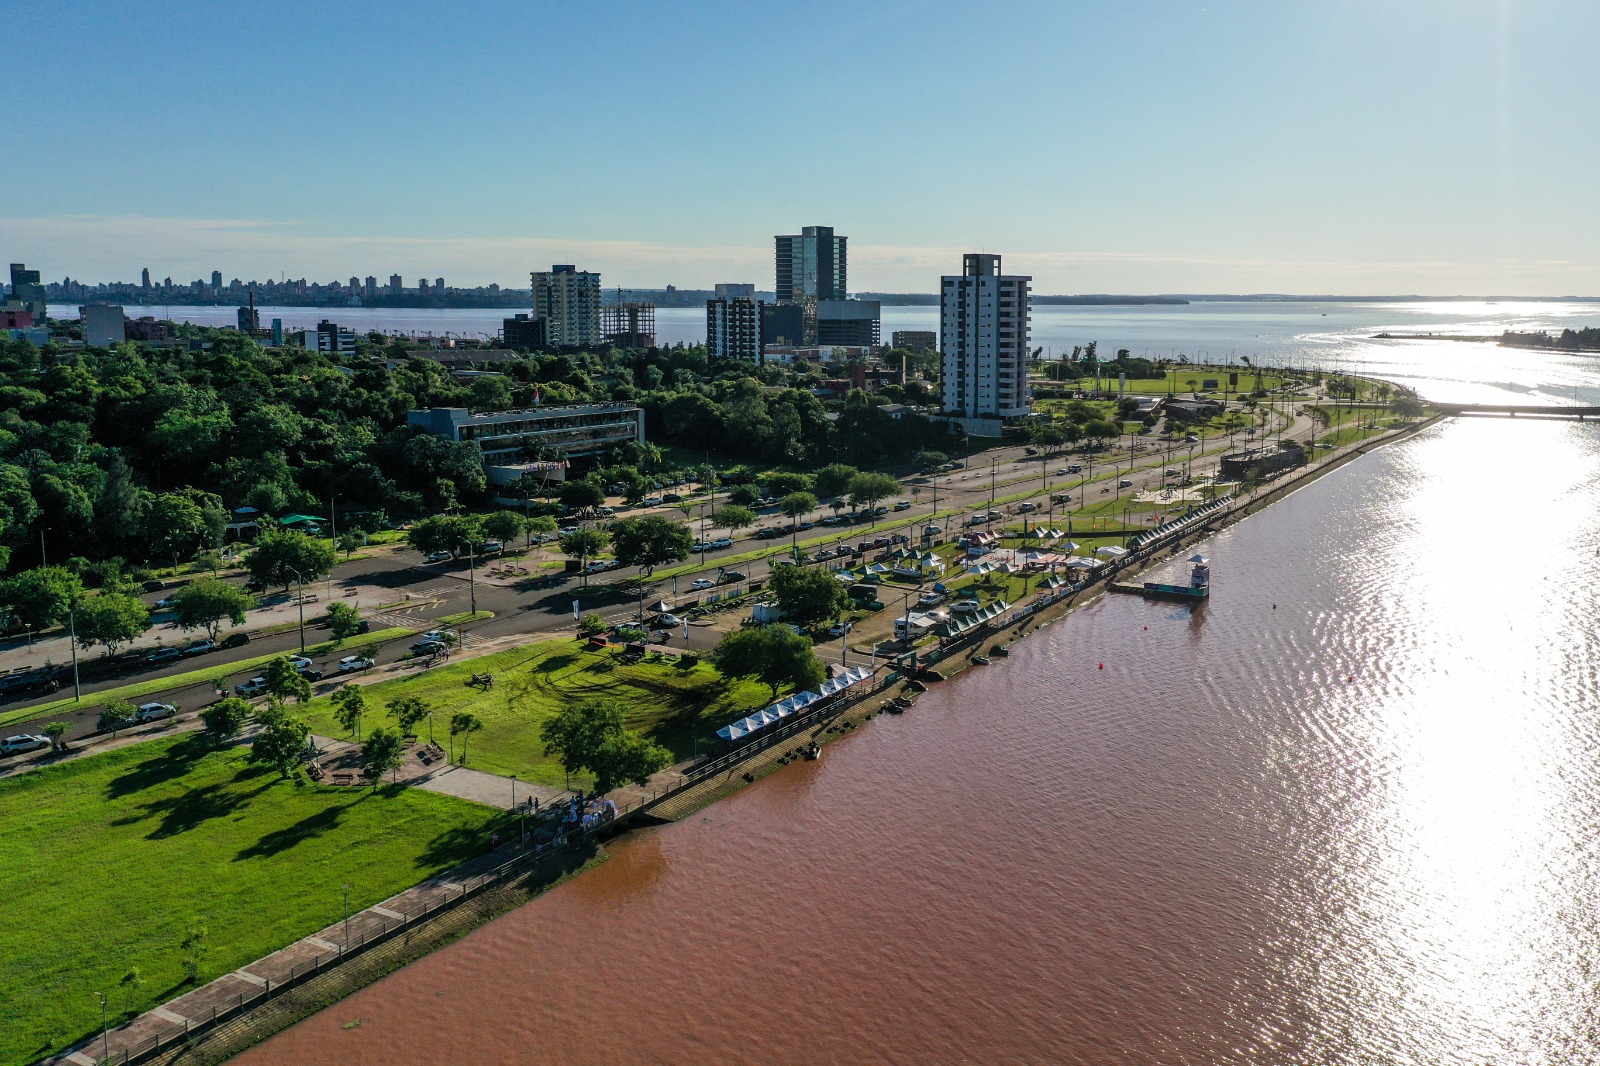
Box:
[468,543,477,615]
[68,603,81,701]
[288,568,307,653]
[342,884,351,950]
[95,991,110,1062]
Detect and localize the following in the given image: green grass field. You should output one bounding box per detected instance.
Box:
[299,638,775,789]
[0,629,416,730]
[0,735,508,1065]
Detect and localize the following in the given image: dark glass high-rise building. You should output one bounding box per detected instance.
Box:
[774,225,846,304]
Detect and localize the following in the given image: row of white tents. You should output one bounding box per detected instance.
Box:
[715,665,875,741]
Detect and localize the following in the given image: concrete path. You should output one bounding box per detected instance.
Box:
[415,763,567,810]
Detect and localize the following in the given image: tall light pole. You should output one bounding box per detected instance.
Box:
[68,602,81,701]
[342,884,351,949]
[288,568,307,653]
[467,542,477,615]
[95,991,109,1062]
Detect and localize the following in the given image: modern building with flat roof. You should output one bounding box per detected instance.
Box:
[816,298,880,347]
[940,253,1031,431]
[408,402,644,463]
[81,303,126,346]
[707,295,762,361]
[532,264,602,348]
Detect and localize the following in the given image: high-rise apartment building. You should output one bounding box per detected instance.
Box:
[816,299,880,346]
[435,277,445,293]
[7,264,47,319]
[348,276,361,291]
[141,267,151,290]
[707,290,762,361]
[531,265,601,348]
[211,270,223,289]
[364,276,377,299]
[939,253,1030,424]
[388,274,404,294]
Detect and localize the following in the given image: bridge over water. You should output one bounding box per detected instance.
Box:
[1435,403,1600,421]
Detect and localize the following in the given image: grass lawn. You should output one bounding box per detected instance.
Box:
[0,629,416,730]
[0,735,508,1065]
[298,639,775,789]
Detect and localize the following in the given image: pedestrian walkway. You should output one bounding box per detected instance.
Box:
[415,763,566,809]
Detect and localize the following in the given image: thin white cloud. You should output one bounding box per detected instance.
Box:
[2,214,1594,296]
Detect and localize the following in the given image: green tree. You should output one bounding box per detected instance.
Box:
[712,504,757,535]
[406,513,486,559]
[449,711,483,764]
[119,967,142,1017]
[170,577,252,642]
[0,566,84,632]
[250,704,310,779]
[779,492,818,546]
[180,923,208,984]
[143,489,225,565]
[263,656,313,704]
[726,483,761,508]
[72,591,150,657]
[246,528,335,592]
[524,513,558,550]
[608,516,693,575]
[387,695,429,737]
[559,480,606,515]
[914,450,949,472]
[539,697,671,795]
[41,721,70,752]
[330,685,367,741]
[813,463,859,498]
[336,531,363,558]
[846,472,900,523]
[769,563,851,626]
[559,528,611,585]
[326,601,364,639]
[764,471,814,497]
[361,726,406,788]
[200,697,252,744]
[97,699,135,737]
[712,625,826,698]
[579,611,606,637]
[482,510,527,547]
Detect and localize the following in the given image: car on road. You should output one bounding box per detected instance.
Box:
[917,591,944,607]
[655,613,684,628]
[424,550,452,563]
[243,579,266,593]
[134,702,177,723]
[1,734,51,756]
[482,539,503,553]
[144,647,183,665]
[689,578,716,591]
[826,621,853,637]
[1185,434,1200,443]
[220,632,250,649]
[892,501,912,511]
[142,580,166,592]
[820,515,843,525]
[1024,447,1038,455]
[411,639,449,656]
[288,656,325,680]
[235,676,270,697]
[721,571,747,583]
[180,639,216,657]
[153,597,174,610]
[642,497,662,507]
[662,493,683,503]
[559,525,579,535]
[336,655,375,673]
[692,541,710,552]
[712,537,733,549]
[1118,478,1134,488]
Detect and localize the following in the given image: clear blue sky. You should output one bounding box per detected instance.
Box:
[4,0,1597,294]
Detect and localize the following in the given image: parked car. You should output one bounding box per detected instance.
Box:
[655,613,684,628]
[1017,502,1038,513]
[424,550,452,563]
[692,542,710,553]
[144,647,183,665]
[924,525,944,535]
[893,501,912,511]
[411,639,449,656]
[826,621,853,637]
[180,639,216,657]
[951,600,981,615]
[134,702,177,723]
[918,591,944,607]
[1067,464,1083,474]
[797,521,815,531]
[336,655,374,674]
[1,734,51,756]
[721,571,747,583]
[220,632,250,649]
[559,525,580,536]
[642,497,662,506]
[235,676,270,697]
[1185,434,1200,443]
[243,579,265,593]
[821,515,844,525]
[1118,478,1134,488]
[712,537,733,549]
[689,578,716,590]
[142,579,166,592]
[482,539,503,553]
[662,493,683,503]
[153,597,174,610]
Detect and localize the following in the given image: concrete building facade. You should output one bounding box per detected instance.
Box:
[531,264,602,348]
[407,402,644,463]
[707,295,762,361]
[939,253,1030,425]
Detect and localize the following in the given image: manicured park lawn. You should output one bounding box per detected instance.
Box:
[299,638,776,789]
[0,735,507,1065]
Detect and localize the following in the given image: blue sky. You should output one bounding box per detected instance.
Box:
[3,0,1597,294]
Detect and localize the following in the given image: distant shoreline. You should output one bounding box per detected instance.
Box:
[1373,331,1600,353]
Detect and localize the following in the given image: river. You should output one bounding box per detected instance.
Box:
[235,337,1600,1061]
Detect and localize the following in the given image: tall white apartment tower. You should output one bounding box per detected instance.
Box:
[939,253,1030,421]
[531,264,602,347]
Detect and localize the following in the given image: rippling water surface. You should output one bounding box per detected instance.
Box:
[242,417,1600,1064]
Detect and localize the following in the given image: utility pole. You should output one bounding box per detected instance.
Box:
[95,992,109,1062]
[289,569,307,653]
[68,604,81,701]
[468,543,477,615]
[342,884,351,950]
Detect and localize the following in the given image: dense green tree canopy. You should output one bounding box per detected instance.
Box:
[539,698,671,795]
[608,516,692,575]
[712,625,826,698]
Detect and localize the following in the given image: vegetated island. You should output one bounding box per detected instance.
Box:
[855,293,1189,306]
[1373,327,1600,353]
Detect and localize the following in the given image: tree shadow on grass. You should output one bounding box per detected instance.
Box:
[135,778,277,839]
[538,654,578,676]
[412,819,505,870]
[235,796,363,860]
[103,733,216,800]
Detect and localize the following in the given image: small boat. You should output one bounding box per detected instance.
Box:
[991,645,1011,657]
[972,655,991,665]
[803,741,821,761]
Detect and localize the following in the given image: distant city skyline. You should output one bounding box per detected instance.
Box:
[3,1,1597,295]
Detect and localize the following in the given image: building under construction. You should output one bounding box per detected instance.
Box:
[600,298,656,349]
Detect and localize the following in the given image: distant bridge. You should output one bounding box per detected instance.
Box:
[1436,403,1600,421]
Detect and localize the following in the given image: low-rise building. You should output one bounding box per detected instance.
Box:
[407,402,645,463]
[892,330,936,352]
[81,303,126,346]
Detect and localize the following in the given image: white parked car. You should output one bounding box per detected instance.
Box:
[689,578,716,590]
[827,621,853,637]
[134,702,177,723]
[656,613,685,628]
[235,676,270,697]
[336,655,375,674]
[918,592,944,608]
[1,733,51,756]
[712,537,733,549]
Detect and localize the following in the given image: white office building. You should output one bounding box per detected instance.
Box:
[531,264,602,348]
[939,253,1030,428]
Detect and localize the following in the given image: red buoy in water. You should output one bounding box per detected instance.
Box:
[1098,663,1105,670]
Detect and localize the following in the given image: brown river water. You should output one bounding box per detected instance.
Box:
[242,418,1600,1065]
